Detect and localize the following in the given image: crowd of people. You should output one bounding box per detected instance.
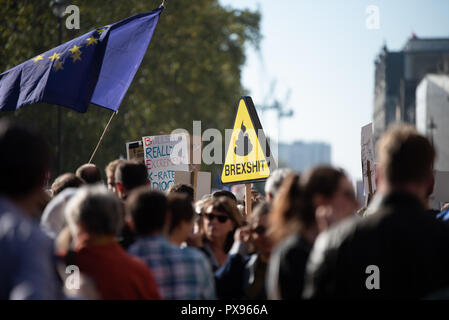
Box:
[2,117,449,300]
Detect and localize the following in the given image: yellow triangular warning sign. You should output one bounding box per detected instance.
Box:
[221,96,275,184]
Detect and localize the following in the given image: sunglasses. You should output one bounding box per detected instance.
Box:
[252,226,267,235]
[204,213,230,223]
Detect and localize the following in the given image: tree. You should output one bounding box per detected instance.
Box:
[0,0,261,186]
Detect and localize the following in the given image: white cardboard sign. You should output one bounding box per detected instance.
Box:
[142,134,189,192]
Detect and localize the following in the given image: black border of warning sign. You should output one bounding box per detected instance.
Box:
[220,96,277,185]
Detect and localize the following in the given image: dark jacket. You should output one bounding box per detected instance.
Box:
[215,242,267,300]
[303,192,449,299]
[266,233,312,300]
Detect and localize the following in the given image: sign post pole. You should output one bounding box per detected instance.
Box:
[245,183,252,219]
[367,160,373,196]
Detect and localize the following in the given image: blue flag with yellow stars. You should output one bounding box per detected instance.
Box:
[0,8,162,113]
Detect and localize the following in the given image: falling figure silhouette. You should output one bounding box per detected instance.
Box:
[234,121,253,156]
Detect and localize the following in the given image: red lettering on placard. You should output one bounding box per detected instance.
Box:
[145,159,152,170]
[143,136,152,147]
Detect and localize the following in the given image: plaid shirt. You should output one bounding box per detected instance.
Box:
[128,235,216,300]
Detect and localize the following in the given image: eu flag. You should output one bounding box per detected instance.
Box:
[0,8,162,113]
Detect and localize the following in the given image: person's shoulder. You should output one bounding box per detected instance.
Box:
[179,246,215,269]
[172,244,202,261]
[304,217,359,283]
[377,192,426,220]
[1,206,51,248]
[313,215,360,255]
[128,236,158,252]
[128,253,152,271]
[0,209,24,241]
[120,243,152,270]
[271,233,310,266]
[127,237,146,256]
[181,245,205,258]
[279,233,311,252]
[426,210,449,239]
[373,192,449,234]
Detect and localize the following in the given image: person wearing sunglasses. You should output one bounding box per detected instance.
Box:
[215,201,273,300]
[199,196,243,272]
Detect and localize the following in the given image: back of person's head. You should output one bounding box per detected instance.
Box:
[167,193,195,233]
[115,161,148,193]
[265,168,294,201]
[212,190,237,203]
[300,166,345,200]
[168,184,194,203]
[302,166,356,230]
[76,163,102,185]
[272,166,357,241]
[51,173,85,197]
[105,159,124,190]
[377,124,435,187]
[0,119,50,198]
[126,187,167,236]
[270,173,309,242]
[270,167,355,242]
[65,185,124,237]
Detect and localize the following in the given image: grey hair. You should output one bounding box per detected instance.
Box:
[65,185,124,237]
[194,194,212,214]
[264,168,294,198]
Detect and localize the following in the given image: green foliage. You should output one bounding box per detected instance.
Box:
[0,0,261,185]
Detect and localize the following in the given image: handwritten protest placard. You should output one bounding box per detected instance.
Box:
[142,133,189,192]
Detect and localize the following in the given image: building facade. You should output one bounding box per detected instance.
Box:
[373,37,449,144]
[278,141,331,173]
[416,74,449,172]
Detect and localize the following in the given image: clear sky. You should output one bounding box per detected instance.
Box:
[219,0,449,181]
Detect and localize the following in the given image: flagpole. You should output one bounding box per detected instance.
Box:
[88,111,117,164]
[56,8,64,175]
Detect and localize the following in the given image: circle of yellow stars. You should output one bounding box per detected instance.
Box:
[31,26,109,72]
